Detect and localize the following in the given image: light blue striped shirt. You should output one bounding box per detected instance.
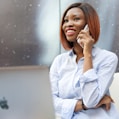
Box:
[50,47,119,119]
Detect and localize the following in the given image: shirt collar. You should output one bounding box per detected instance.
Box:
[68,46,98,57]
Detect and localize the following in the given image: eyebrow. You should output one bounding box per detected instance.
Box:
[64,14,82,20]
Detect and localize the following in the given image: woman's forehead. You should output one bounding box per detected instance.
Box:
[65,7,85,17]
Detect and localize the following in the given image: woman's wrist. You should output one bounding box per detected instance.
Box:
[74,100,83,112]
[82,100,87,110]
[74,100,87,112]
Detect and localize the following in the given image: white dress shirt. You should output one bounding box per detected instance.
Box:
[50,46,119,119]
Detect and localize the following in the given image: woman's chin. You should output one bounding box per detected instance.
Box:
[67,39,76,43]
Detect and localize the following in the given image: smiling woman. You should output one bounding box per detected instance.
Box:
[60,3,100,50]
[50,2,119,119]
[62,7,86,42]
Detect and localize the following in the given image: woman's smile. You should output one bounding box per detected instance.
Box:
[66,28,76,36]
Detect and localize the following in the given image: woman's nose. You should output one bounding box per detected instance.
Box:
[67,20,74,26]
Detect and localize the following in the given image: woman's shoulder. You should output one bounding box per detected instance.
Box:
[95,47,118,61]
[54,51,70,60]
[52,50,71,64]
[50,51,71,70]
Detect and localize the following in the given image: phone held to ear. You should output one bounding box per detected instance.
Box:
[77,24,89,48]
[83,24,89,31]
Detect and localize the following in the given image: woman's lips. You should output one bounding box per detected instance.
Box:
[66,29,76,36]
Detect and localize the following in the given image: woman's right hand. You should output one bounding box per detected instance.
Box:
[75,95,113,112]
[95,95,114,111]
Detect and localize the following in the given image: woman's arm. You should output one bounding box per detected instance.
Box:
[75,95,114,112]
[50,56,77,119]
[78,29,118,108]
[79,50,118,108]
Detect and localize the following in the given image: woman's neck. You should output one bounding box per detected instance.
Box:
[73,42,84,62]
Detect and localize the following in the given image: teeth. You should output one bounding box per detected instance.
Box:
[67,30,74,33]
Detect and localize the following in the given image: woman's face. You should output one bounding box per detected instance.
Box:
[62,7,86,42]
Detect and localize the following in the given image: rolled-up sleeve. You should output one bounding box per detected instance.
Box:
[79,53,118,108]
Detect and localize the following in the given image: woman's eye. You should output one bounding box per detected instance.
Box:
[64,19,68,23]
[74,17,80,21]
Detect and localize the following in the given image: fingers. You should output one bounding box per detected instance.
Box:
[105,95,115,103]
[95,95,113,111]
[95,100,102,108]
[77,29,90,40]
[105,103,111,111]
[110,97,115,103]
[77,38,84,48]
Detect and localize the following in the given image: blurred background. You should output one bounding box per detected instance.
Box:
[0,0,119,71]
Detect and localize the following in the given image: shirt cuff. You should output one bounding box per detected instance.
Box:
[61,99,77,119]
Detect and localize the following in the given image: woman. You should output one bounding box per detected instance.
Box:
[50,2,119,119]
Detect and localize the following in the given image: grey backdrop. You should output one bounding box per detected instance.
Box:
[0,0,119,71]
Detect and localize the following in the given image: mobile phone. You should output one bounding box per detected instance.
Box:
[77,24,89,48]
[83,24,89,31]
